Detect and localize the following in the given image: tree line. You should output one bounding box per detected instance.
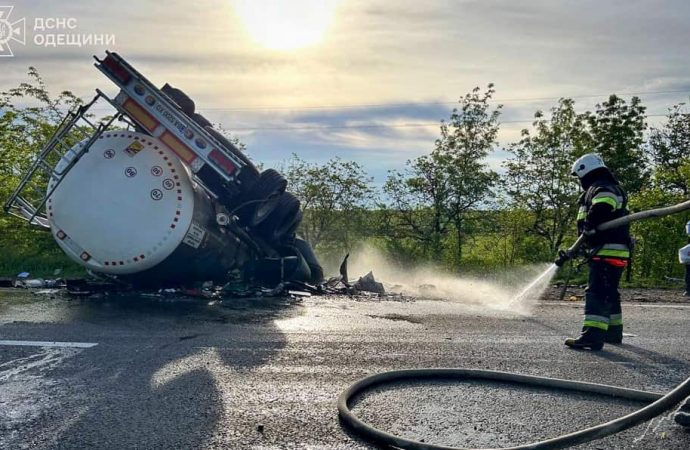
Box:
[283,85,690,283]
[1,69,689,283]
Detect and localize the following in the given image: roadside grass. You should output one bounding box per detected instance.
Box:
[0,253,85,278]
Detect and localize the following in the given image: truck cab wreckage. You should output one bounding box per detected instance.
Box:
[4,52,324,289]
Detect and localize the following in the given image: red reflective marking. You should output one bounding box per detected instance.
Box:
[101,55,132,84]
[208,149,237,175]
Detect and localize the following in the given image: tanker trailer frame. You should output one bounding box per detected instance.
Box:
[4,51,323,288]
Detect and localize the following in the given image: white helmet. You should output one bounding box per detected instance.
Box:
[571,153,607,178]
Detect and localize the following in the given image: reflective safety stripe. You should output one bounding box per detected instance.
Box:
[591,196,618,209]
[592,192,624,210]
[597,249,630,258]
[584,314,609,330]
[577,211,587,220]
[583,320,609,330]
[609,313,623,326]
[596,243,630,259]
[585,314,610,324]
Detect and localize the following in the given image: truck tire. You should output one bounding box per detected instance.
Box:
[255,192,301,242]
[192,113,212,129]
[161,83,195,116]
[294,237,324,284]
[247,170,288,227]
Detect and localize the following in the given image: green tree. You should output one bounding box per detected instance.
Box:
[0,67,85,275]
[437,84,501,264]
[504,98,589,255]
[629,188,688,280]
[384,84,500,265]
[582,95,648,193]
[648,103,690,195]
[283,154,374,257]
[384,153,451,260]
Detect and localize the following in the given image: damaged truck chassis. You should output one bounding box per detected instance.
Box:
[3,51,323,289]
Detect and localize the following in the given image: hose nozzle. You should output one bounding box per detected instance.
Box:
[554,249,572,267]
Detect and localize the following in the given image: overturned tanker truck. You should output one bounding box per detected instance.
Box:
[4,51,323,288]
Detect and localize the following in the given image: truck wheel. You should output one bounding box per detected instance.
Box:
[294,237,324,284]
[255,193,301,242]
[192,113,212,129]
[278,246,312,283]
[161,83,195,116]
[246,170,288,226]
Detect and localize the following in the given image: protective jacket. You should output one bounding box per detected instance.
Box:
[576,179,630,260]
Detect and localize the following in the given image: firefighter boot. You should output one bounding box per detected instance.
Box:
[605,324,623,344]
[565,327,605,351]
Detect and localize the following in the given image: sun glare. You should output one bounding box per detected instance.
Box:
[234,0,339,50]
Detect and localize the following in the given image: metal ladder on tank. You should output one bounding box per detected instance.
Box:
[3,93,123,228]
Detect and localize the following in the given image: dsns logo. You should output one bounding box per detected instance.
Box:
[0,6,25,57]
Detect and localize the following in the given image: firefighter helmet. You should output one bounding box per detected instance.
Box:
[571,153,607,178]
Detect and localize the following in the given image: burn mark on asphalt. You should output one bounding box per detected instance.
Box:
[367,314,424,324]
[178,333,203,341]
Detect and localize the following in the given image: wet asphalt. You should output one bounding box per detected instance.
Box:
[1,289,690,449]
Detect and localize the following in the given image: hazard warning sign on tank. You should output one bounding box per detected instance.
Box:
[125,141,145,157]
[150,189,163,201]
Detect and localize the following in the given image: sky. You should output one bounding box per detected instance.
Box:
[1,0,690,185]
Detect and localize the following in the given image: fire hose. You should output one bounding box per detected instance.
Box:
[338,199,690,449]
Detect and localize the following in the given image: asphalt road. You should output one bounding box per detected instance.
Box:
[1,289,690,449]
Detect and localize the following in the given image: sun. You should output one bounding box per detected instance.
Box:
[234,0,339,50]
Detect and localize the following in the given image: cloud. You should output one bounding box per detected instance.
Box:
[2,0,689,183]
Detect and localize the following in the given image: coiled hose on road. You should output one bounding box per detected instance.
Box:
[338,200,690,449]
[338,369,690,450]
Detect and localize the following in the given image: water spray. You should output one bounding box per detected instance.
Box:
[339,198,690,450]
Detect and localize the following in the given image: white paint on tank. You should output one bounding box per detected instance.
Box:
[47,132,195,274]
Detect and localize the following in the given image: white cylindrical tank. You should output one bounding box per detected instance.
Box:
[47,131,252,285]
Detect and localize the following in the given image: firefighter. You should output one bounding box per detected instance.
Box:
[564,153,631,351]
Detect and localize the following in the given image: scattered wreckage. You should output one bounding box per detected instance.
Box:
[4,51,327,290]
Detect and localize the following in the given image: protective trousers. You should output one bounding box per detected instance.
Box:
[583,260,624,340]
